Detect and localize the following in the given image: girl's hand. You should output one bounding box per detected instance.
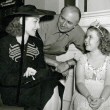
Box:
[89,98,103,110]
[23,67,37,80]
[87,95,94,104]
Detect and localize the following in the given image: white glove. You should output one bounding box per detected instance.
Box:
[23,67,37,80]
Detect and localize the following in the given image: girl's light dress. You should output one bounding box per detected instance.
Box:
[70,54,110,110]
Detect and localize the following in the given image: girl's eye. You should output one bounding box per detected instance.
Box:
[87,35,92,39]
[89,36,93,39]
[85,35,92,39]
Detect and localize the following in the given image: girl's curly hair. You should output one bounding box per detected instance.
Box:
[87,26,110,55]
[6,17,22,36]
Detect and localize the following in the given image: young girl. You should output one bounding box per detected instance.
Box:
[70,21,110,110]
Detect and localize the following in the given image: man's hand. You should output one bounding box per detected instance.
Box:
[55,62,69,73]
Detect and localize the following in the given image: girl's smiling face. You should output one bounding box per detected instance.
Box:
[85,29,100,52]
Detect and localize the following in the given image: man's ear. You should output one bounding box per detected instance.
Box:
[19,17,23,25]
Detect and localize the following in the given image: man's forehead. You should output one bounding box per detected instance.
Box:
[61,11,77,19]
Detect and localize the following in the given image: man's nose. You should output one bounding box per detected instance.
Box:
[62,21,67,26]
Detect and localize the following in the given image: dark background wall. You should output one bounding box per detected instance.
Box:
[0,0,24,34]
[65,0,75,6]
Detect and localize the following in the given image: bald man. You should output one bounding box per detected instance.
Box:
[39,5,85,65]
[38,6,85,110]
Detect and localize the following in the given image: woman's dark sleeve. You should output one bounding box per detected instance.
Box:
[36,33,46,69]
[0,37,31,86]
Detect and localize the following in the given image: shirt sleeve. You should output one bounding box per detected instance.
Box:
[56,44,83,62]
[38,16,54,43]
[68,25,86,53]
[38,21,47,43]
[38,15,58,44]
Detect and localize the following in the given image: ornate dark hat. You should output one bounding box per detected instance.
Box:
[10,5,56,16]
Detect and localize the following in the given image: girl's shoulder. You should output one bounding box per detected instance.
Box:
[78,54,87,64]
[106,56,110,64]
[104,56,110,70]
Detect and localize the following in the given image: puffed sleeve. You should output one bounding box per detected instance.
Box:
[0,36,20,86]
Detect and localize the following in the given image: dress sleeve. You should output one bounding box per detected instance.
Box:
[78,54,86,64]
[106,56,110,74]
[0,37,20,86]
[75,54,86,86]
[35,33,46,69]
[104,56,110,86]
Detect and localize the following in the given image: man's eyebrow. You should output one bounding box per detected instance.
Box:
[61,15,73,24]
[68,21,73,24]
[61,15,65,19]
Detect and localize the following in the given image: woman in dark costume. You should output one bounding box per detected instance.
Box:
[0,5,56,110]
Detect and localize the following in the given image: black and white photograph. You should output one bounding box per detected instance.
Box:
[0,0,110,110]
